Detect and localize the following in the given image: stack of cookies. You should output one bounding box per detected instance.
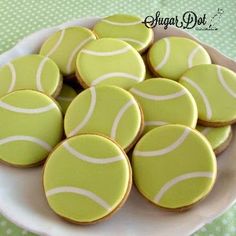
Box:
[0,14,235,224]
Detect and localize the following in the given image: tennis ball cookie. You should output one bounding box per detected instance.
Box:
[0,54,62,98]
[43,134,132,224]
[179,64,236,126]
[196,125,232,155]
[148,37,211,80]
[0,90,63,167]
[64,85,143,151]
[93,14,153,53]
[56,84,77,114]
[132,124,217,210]
[40,26,96,76]
[130,78,198,133]
[76,38,146,90]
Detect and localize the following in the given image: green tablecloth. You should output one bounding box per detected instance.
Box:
[0,0,235,235]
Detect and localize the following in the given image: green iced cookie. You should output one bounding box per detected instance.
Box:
[0,54,62,98]
[93,14,153,53]
[179,64,236,126]
[56,84,77,114]
[40,26,96,75]
[64,85,143,151]
[0,90,63,167]
[76,38,146,90]
[196,125,232,155]
[43,134,132,224]
[132,124,217,210]
[148,37,211,80]
[130,78,197,133]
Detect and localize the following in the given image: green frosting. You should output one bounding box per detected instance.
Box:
[64,85,142,150]
[76,38,146,89]
[0,90,63,166]
[180,64,236,123]
[56,84,77,114]
[132,124,217,209]
[40,26,96,75]
[197,125,231,151]
[43,134,131,223]
[93,14,153,52]
[0,54,61,98]
[130,78,198,133]
[148,37,211,80]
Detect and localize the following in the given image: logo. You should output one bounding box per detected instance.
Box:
[142,8,224,31]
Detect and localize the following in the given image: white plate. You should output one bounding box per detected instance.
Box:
[0,17,236,236]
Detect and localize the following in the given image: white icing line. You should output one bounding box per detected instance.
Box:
[46,29,65,57]
[130,88,186,101]
[0,135,52,151]
[155,38,170,70]
[110,100,135,139]
[188,45,201,68]
[81,46,130,56]
[144,121,168,126]
[0,101,56,114]
[182,76,212,120]
[102,19,142,26]
[200,127,212,136]
[57,96,74,102]
[91,72,142,86]
[217,65,236,98]
[7,63,16,93]
[118,38,145,47]
[46,186,111,210]
[68,87,96,137]
[36,57,49,92]
[134,128,190,157]
[63,142,124,164]
[66,36,94,74]
[154,172,214,203]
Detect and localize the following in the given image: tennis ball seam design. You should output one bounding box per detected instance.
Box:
[181,76,212,119]
[188,45,201,68]
[36,57,49,92]
[6,62,16,93]
[45,29,65,57]
[217,65,236,98]
[200,127,211,136]
[155,38,170,70]
[130,87,188,127]
[102,19,142,26]
[154,171,214,203]
[63,141,124,164]
[110,100,135,139]
[68,87,96,137]
[130,87,186,100]
[66,35,94,74]
[117,37,145,47]
[46,186,111,210]
[0,135,52,151]
[134,128,190,157]
[0,100,57,113]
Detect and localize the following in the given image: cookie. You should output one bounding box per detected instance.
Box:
[40,26,96,76]
[64,85,143,151]
[142,54,154,79]
[0,54,62,98]
[179,64,236,126]
[196,125,232,155]
[93,14,153,53]
[43,134,132,224]
[0,90,63,167]
[56,84,77,114]
[132,124,217,210]
[130,78,198,133]
[148,37,211,80]
[76,38,146,90]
